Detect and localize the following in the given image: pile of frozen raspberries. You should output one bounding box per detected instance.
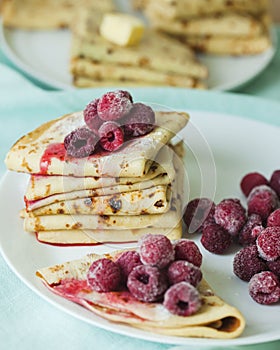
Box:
[87,234,203,316]
[183,170,280,305]
[64,90,155,157]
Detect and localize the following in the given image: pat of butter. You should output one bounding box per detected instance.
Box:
[100,13,144,47]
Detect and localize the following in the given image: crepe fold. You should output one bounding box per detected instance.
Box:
[6,109,188,245]
[140,0,271,55]
[70,8,207,88]
[1,0,114,29]
[36,251,246,339]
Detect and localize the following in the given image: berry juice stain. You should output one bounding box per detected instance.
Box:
[40,143,66,174]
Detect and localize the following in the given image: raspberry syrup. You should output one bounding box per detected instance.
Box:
[40,143,66,174]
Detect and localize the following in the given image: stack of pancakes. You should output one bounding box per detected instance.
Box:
[138,0,272,55]
[70,5,208,88]
[5,109,189,245]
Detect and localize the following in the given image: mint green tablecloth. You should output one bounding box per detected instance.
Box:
[0,27,280,350]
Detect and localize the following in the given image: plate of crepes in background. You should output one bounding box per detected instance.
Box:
[1,88,280,347]
[0,0,277,91]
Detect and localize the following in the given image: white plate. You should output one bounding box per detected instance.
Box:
[0,108,280,347]
[0,5,277,91]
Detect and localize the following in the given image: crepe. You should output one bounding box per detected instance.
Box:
[36,250,246,338]
[142,0,269,20]
[70,8,208,87]
[25,146,175,201]
[5,110,189,177]
[147,13,266,38]
[1,0,115,29]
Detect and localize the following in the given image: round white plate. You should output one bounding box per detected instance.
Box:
[0,108,280,347]
[0,4,277,91]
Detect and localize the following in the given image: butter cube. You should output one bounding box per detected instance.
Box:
[100,13,144,47]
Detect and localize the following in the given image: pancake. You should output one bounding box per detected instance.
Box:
[5,110,189,177]
[2,0,115,29]
[36,250,245,338]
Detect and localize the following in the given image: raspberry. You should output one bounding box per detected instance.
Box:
[267,258,280,278]
[201,223,232,254]
[87,258,121,292]
[139,234,175,269]
[115,250,142,283]
[247,185,278,222]
[97,90,132,121]
[240,172,268,197]
[214,199,246,237]
[123,103,155,137]
[238,213,263,246]
[163,282,201,316]
[167,260,202,287]
[83,99,103,133]
[98,121,124,152]
[269,170,280,197]
[64,126,98,158]
[127,265,168,302]
[233,245,267,282]
[173,239,202,267]
[249,271,280,305]
[267,208,280,227]
[183,198,216,234]
[256,226,280,261]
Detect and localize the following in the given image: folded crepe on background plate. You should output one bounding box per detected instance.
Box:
[1,0,114,29]
[36,250,246,339]
[70,8,208,88]
[140,0,269,20]
[5,96,189,245]
[140,0,271,55]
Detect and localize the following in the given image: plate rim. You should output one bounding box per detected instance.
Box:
[1,105,280,346]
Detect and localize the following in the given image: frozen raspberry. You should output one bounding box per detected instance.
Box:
[233,245,267,281]
[240,172,268,197]
[173,239,202,267]
[249,271,280,305]
[64,126,98,158]
[167,260,202,287]
[163,282,201,316]
[98,121,124,152]
[123,103,155,137]
[247,185,278,222]
[267,258,280,278]
[115,250,142,283]
[97,90,132,121]
[183,198,216,234]
[256,226,280,262]
[139,234,175,269]
[267,209,280,227]
[238,214,263,246]
[87,258,121,292]
[201,223,232,254]
[269,170,280,197]
[127,265,168,302]
[214,199,246,237]
[83,98,103,133]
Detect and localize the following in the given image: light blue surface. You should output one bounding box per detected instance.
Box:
[0,27,280,350]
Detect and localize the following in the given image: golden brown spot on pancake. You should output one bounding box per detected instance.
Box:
[138,57,150,67]
[66,224,70,228]
[154,200,164,208]
[148,193,155,198]
[72,222,83,229]
[57,209,65,214]
[21,158,32,172]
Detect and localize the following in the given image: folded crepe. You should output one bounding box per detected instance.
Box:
[2,0,115,29]
[142,0,269,20]
[36,250,246,339]
[70,8,207,88]
[25,146,175,202]
[5,110,189,177]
